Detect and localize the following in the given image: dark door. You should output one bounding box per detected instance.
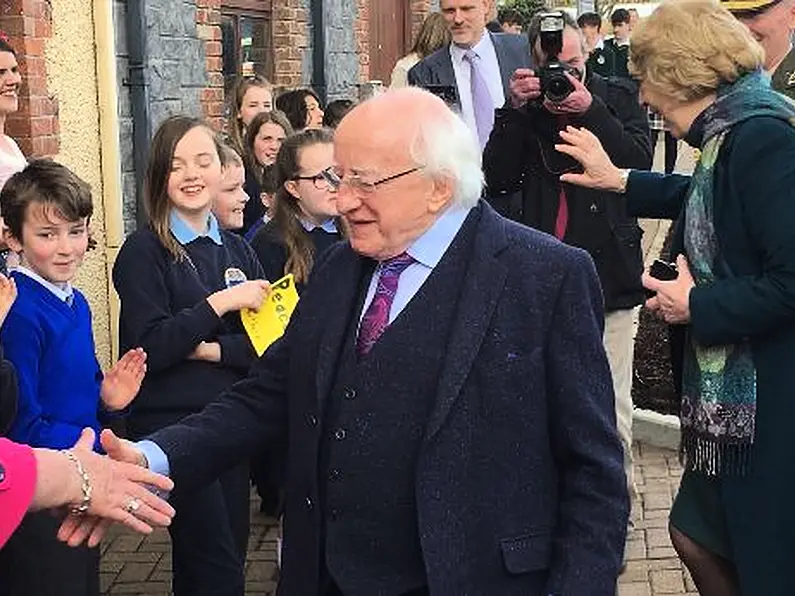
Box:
[368,0,411,84]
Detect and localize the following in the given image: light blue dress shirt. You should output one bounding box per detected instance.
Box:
[139,206,472,478]
[169,210,223,245]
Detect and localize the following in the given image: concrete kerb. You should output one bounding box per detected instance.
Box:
[632,218,681,450]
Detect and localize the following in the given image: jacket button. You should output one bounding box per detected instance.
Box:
[306,413,318,427]
[334,428,347,441]
[305,496,314,510]
[0,464,5,484]
[344,388,356,400]
[329,508,340,521]
[329,469,342,481]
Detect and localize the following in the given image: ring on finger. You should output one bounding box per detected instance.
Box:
[124,497,141,514]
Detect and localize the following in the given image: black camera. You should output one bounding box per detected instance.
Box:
[536,11,575,104]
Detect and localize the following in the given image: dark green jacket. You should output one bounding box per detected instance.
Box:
[587,44,615,78]
[626,116,795,591]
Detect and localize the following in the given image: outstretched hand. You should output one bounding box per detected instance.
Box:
[54,428,174,548]
[0,273,16,327]
[100,348,147,411]
[555,126,625,191]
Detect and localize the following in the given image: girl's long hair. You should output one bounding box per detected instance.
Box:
[271,128,336,285]
[145,116,224,260]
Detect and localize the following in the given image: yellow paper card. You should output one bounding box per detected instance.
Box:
[241,274,300,356]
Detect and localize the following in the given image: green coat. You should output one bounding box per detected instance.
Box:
[771,46,795,100]
[626,115,795,595]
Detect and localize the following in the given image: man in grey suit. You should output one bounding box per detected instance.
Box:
[408,0,530,147]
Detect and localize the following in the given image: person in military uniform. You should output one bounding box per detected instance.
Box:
[578,12,616,78]
[724,0,795,99]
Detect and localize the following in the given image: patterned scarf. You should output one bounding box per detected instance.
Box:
[680,71,795,476]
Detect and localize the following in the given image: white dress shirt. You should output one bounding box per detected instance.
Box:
[449,33,505,142]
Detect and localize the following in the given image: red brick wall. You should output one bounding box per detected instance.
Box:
[271,2,309,90]
[0,0,59,157]
[197,0,225,131]
[410,0,435,40]
[356,0,370,83]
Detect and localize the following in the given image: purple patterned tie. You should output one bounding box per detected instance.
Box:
[463,49,494,148]
[356,252,415,356]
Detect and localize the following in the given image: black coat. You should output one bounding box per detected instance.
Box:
[148,204,628,595]
[483,72,652,311]
[0,346,17,436]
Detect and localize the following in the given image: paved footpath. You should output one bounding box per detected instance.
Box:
[102,142,701,595]
[100,442,694,595]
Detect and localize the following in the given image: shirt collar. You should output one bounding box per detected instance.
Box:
[450,31,494,64]
[169,210,223,246]
[13,265,73,303]
[300,218,338,234]
[405,205,472,269]
[594,37,605,51]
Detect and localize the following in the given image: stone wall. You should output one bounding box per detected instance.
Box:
[113,0,209,233]
[326,0,360,99]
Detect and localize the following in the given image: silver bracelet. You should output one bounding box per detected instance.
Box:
[63,450,92,515]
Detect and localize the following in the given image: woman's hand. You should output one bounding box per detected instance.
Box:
[30,428,175,547]
[100,348,147,411]
[207,280,270,316]
[555,126,626,191]
[0,273,17,327]
[643,255,696,324]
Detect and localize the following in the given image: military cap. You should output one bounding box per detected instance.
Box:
[721,0,782,13]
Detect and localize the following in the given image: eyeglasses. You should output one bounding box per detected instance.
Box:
[321,166,422,194]
[294,171,338,191]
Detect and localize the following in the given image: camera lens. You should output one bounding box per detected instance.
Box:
[545,73,574,104]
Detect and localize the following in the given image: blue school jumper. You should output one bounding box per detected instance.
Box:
[0,267,102,596]
[112,212,264,596]
[0,268,102,449]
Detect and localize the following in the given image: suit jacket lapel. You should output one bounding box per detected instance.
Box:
[424,204,509,443]
[315,248,367,410]
[491,33,514,97]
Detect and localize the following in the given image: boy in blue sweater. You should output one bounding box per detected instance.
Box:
[0,160,147,596]
[0,272,17,435]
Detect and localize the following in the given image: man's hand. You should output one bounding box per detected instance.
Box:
[643,255,695,324]
[509,68,541,108]
[100,348,147,411]
[0,273,17,327]
[100,428,148,468]
[544,73,592,115]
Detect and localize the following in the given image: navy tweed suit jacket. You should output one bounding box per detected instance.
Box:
[149,202,629,595]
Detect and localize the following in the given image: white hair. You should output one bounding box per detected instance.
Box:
[408,105,484,208]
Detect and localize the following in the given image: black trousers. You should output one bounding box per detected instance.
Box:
[168,461,251,596]
[0,510,100,596]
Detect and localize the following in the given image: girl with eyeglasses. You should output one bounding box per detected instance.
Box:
[250,128,342,290]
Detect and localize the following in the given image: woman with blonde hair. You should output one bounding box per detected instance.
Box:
[390,12,452,88]
[555,1,795,593]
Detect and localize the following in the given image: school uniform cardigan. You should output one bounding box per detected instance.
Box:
[112,214,265,421]
[0,271,103,450]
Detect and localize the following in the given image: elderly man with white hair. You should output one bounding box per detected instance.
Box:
[80,88,628,596]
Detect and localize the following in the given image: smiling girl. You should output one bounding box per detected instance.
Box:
[112,116,269,596]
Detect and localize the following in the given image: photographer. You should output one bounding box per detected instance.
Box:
[483,10,652,500]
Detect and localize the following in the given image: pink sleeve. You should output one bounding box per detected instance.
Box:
[0,438,37,548]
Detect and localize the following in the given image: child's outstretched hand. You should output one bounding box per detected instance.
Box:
[0,273,17,327]
[100,348,147,411]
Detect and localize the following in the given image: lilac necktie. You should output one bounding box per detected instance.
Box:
[357,252,415,356]
[463,49,494,148]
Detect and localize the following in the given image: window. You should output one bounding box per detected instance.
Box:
[221,1,273,96]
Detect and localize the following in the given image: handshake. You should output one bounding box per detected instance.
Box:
[49,428,171,548]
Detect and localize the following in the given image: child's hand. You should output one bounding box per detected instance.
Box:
[187,341,221,363]
[100,348,147,411]
[207,280,270,315]
[0,273,17,327]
